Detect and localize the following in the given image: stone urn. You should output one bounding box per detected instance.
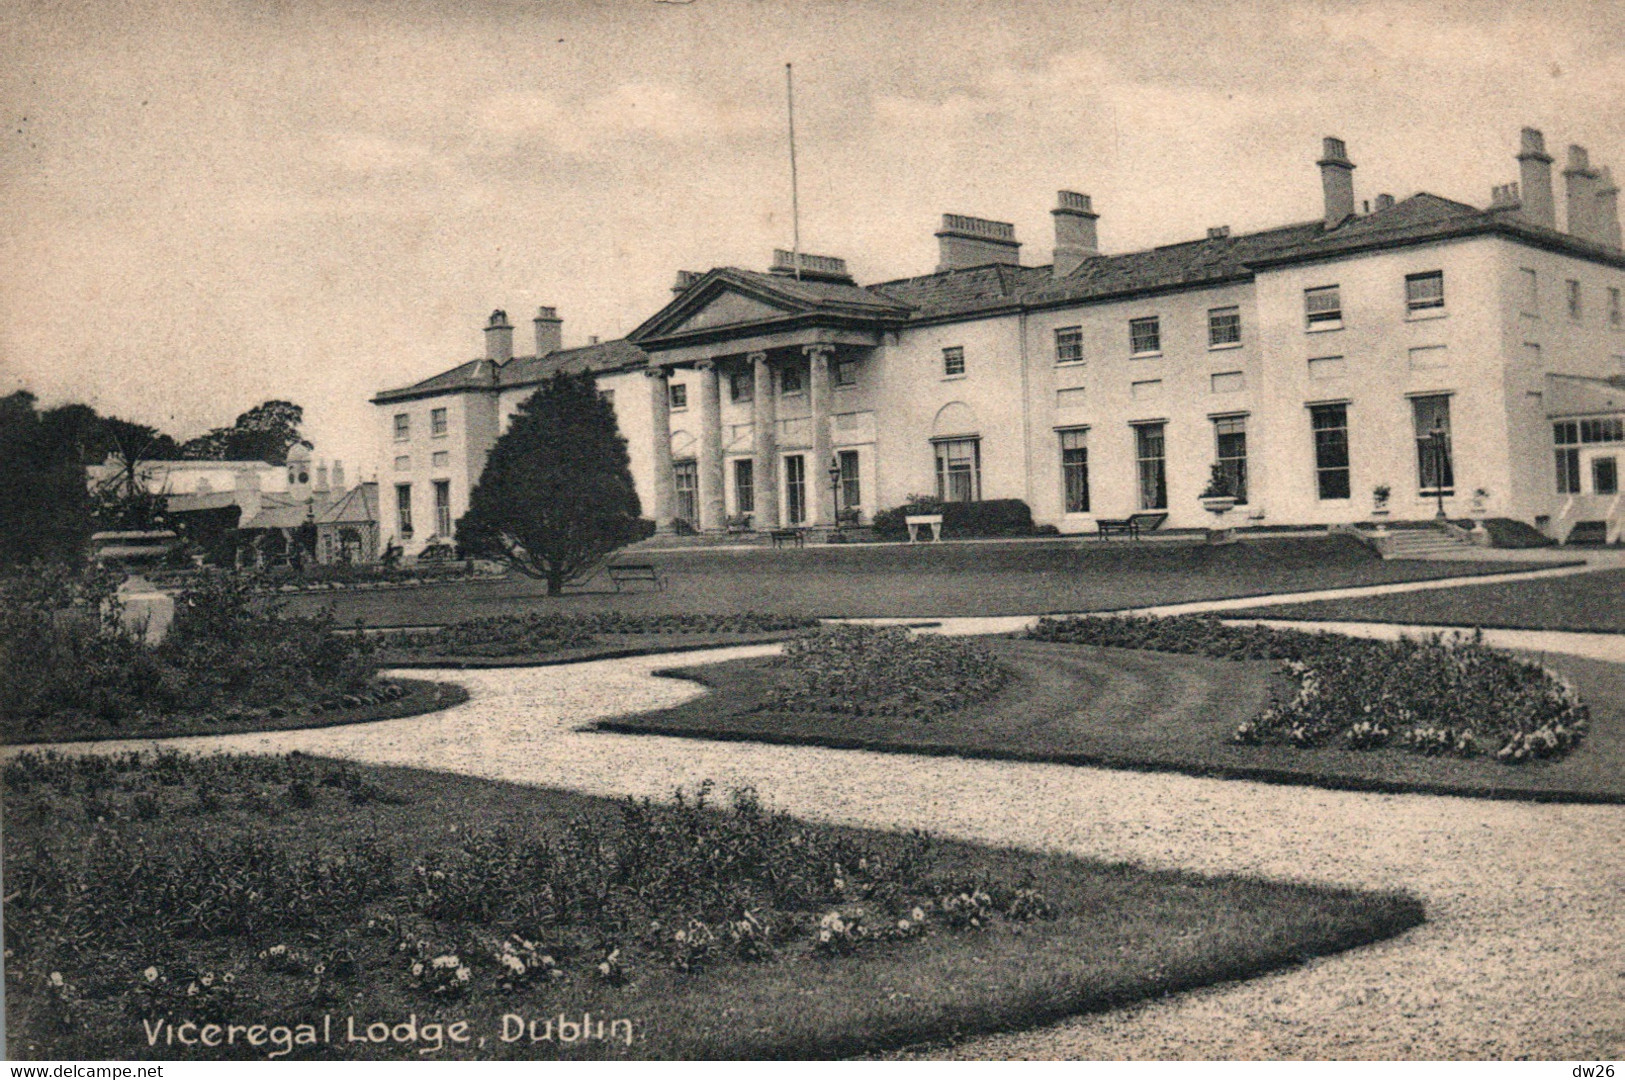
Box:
[1200,495,1238,545]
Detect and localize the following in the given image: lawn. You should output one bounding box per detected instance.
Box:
[601,637,1625,802]
[1,753,1423,1061]
[281,535,1528,626]
[1226,568,1625,633]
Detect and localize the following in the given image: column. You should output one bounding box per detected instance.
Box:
[750,352,779,528]
[645,367,677,532]
[805,344,835,526]
[695,360,725,532]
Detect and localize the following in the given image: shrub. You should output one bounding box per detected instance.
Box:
[384,612,818,658]
[0,565,381,739]
[1029,614,1589,764]
[871,498,1037,540]
[769,625,1007,721]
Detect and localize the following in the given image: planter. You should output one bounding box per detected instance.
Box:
[1200,496,1238,546]
[1370,506,1390,534]
[1199,496,1237,515]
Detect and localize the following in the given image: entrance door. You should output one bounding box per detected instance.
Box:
[784,454,806,525]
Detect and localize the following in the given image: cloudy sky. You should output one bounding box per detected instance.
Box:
[4,0,1623,474]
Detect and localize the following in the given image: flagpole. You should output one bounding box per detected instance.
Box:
[786,62,801,280]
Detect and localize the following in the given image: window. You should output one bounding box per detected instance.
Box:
[838,450,861,511]
[1412,395,1455,497]
[783,455,806,524]
[1310,404,1351,500]
[1555,421,1581,494]
[669,383,688,410]
[431,451,449,470]
[1579,417,1624,443]
[1405,271,1444,312]
[393,455,410,472]
[395,483,413,538]
[1594,456,1619,496]
[393,413,410,441]
[934,438,981,503]
[1208,307,1241,348]
[1130,379,1163,400]
[1129,317,1161,356]
[1134,423,1167,510]
[1210,371,1245,394]
[729,371,753,403]
[673,460,698,524]
[1307,356,1347,380]
[834,361,857,387]
[1609,287,1621,328]
[779,365,804,395]
[1305,285,1342,329]
[1214,415,1248,503]
[433,480,452,538]
[733,459,754,515]
[1056,387,1088,408]
[1567,279,1582,320]
[1520,268,1539,315]
[942,347,966,377]
[430,407,448,437]
[1055,326,1084,364]
[1059,428,1090,513]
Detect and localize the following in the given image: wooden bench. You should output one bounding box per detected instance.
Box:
[1095,512,1168,540]
[769,528,804,549]
[605,562,665,591]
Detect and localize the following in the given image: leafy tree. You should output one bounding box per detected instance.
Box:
[0,391,93,565]
[181,399,310,464]
[457,371,645,595]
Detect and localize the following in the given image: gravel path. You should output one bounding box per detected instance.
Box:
[14,646,1625,1059]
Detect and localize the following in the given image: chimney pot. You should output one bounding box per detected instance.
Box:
[936,213,1021,272]
[484,309,514,363]
[672,270,703,295]
[1374,193,1395,211]
[1516,127,1557,229]
[533,305,562,356]
[1317,136,1356,228]
[1489,182,1522,211]
[1206,225,1231,240]
[1052,191,1100,277]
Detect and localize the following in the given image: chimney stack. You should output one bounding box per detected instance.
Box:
[1516,127,1556,229]
[1051,191,1100,277]
[484,309,513,363]
[533,306,562,356]
[1373,193,1395,212]
[672,270,703,296]
[1317,137,1356,229]
[935,214,1021,272]
[332,461,345,492]
[315,462,329,493]
[1596,166,1622,250]
[1564,144,1600,241]
[1206,225,1231,240]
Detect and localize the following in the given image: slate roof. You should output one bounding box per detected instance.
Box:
[314,482,379,526]
[373,340,647,404]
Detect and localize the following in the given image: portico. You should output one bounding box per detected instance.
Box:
[627,252,911,533]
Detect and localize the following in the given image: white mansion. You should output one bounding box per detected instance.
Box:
[373,127,1625,551]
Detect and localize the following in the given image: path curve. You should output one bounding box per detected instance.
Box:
[10,644,1624,1060]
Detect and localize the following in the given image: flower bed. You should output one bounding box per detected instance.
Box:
[0,565,394,743]
[1027,615,1589,764]
[384,613,820,659]
[1,750,1424,1060]
[768,625,1007,721]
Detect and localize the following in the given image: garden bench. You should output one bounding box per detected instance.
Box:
[605,562,665,592]
[769,528,804,548]
[1095,512,1168,540]
[904,513,944,543]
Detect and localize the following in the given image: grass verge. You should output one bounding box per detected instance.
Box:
[599,638,1625,803]
[1226,568,1625,633]
[279,535,1530,625]
[1,754,1422,1061]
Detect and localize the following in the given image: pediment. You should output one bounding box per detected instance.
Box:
[671,289,797,334]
